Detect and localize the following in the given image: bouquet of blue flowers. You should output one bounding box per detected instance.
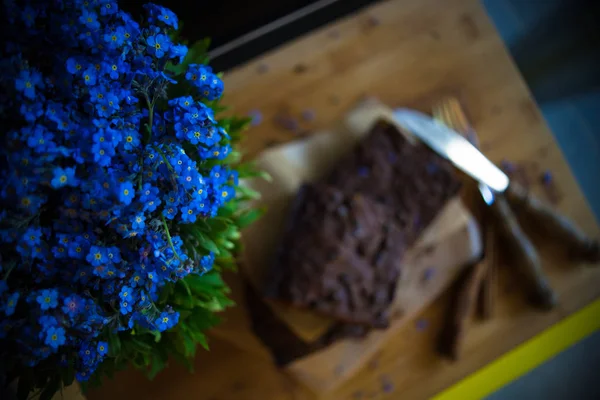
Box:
[0,1,265,398]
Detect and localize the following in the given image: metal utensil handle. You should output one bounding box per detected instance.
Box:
[490,195,557,310]
[506,183,600,263]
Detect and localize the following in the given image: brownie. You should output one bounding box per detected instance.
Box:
[326,120,462,243]
[246,281,369,366]
[263,119,461,329]
[265,183,404,328]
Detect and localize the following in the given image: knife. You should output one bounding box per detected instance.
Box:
[392,108,599,264]
[392,108,562,308]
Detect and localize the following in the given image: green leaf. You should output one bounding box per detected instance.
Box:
[187,307,221,332]
[185,271,227,297]
[196,231,220,254]
[234,207,266,229]
[165,38,210,76]
[207,217,231,233]
[237,163,272,182]
[131,338,153,352]
[168,22,184,42]
[62,358,75,387]
[223,150,242,164]
[181,331,196,358]
[173,279,194,309]
[108,331,121,357]
[157,282,174,304]
[39,374,61,400]
[16,369,33,400]
[193,218,212,233]
[235,185,261,201]
[192,331,209,351]
[148,354,166,380]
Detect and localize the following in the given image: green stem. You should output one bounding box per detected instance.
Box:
[161,214,181,260]
[153,145,175,173]
[145,93,154,143]
[2,263,15,281]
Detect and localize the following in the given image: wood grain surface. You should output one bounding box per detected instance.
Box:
[87,0,600,398]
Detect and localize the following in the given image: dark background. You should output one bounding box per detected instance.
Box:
[120,0,380,71]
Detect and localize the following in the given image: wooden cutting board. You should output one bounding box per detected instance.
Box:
[241,99,481,342]
[86,1,600,399]
[237,99,483,392]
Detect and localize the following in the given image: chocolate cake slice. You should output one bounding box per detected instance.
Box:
[264,119,461,329]
[246,281,370,367]
[265,183,404,328]
[326,120,462,244]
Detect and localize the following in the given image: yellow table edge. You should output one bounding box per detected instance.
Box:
[433,298,600,400]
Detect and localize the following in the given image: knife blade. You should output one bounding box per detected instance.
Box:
[392,108,509,193]
[427,100,557,310]
[394,106,599,264]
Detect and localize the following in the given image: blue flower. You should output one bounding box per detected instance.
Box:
[131,213,145,230]
[97,341,109,356]
[169,44,188,63]
[15,69,43,99]
[82,67,97,86]
[36,289,58,310]
[119,285,132,301]
[155,310,179,331]
[4,292,19,316]
[163,206,177,220]
[79,10,100,30]
[145,4,179,29]
[62,295,83,317]
[119,297,133,315]
[219,186,235,202]
[51,167,78,188]
[118,181,135,205]
[45,326,66,349]
[23,227,42,247]
[146,34,170,58]
[103,26,126,49]
[79,344,97,367]
[180,205,197,223]
[38,315,58,330]
[100,1,118,16]
[106,246,121,263]
[86,246,107,267]
[118,129,138,150]
[0,0,242,384]
[21,6,37,27]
